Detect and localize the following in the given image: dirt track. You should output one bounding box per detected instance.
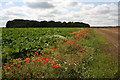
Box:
[95,28,119,57]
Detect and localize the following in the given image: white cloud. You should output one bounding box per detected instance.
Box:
[0,1,118,27]
[0,3,2,7]
[5,1,13,6]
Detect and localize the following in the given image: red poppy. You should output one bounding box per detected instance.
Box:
[17,64,20,67]
[82,74,84,76]
[35,52,38,55]
[7,67,11,69]
[11,65,14,67]
[42,58,45,60]
[52,62,55,64]
[49,60,52,63]
[53,65,58,69]
[44,61,47,64]
[40,65,42,67]
[59,65,61,67]
[77,52,79,54]
[80,59,82,61]
[25,58,30,61]
[38,72,40,74]
[57,56,60,58]
[38,55,41,57]
[46,58,49,61]
[26,61,29,63]
[83,49,85,51]
[18,58,21,60]
[32,59,36,62]
[37,59,41,62]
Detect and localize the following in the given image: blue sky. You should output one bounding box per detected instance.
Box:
[0,0,119,27]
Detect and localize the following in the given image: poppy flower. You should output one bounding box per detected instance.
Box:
[44,61,47,64]
[55,48,57,50]
[18,58,21,60]
[35,52,38,55]
[25,58,30,61]
[82,74,84,76]
[57,56,60,58]
[77,52,79,54]
[59,65,61,67]
[49,60,52,63]
[80,59,82,61]
[52,62,55,64]
[37,59,41,62]
[46,58,48,61]
[38,73,40,74]
[42,58,45,60]
[83,49,85,51]
[17,64,20,67]
[26,61,29,63]
[32,59,36,62]
[53,65,58,69]
[7,67,11,69]
[11,65,14,67]
[40,65,42,67]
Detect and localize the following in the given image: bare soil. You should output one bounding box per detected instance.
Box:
[94,28,119,58]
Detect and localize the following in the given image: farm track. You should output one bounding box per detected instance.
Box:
[95,28,119,58]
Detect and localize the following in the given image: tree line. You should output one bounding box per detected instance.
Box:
[6,19,90,28]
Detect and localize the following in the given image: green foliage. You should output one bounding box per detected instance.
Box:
[2,28,83,63]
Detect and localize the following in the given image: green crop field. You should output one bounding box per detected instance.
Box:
[1,28,118,79]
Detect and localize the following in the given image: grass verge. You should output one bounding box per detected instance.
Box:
[87,29,118,78]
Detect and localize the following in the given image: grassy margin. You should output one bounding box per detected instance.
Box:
[88,28,118,78]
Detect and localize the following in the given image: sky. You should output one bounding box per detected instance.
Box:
[0,0,119,27]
